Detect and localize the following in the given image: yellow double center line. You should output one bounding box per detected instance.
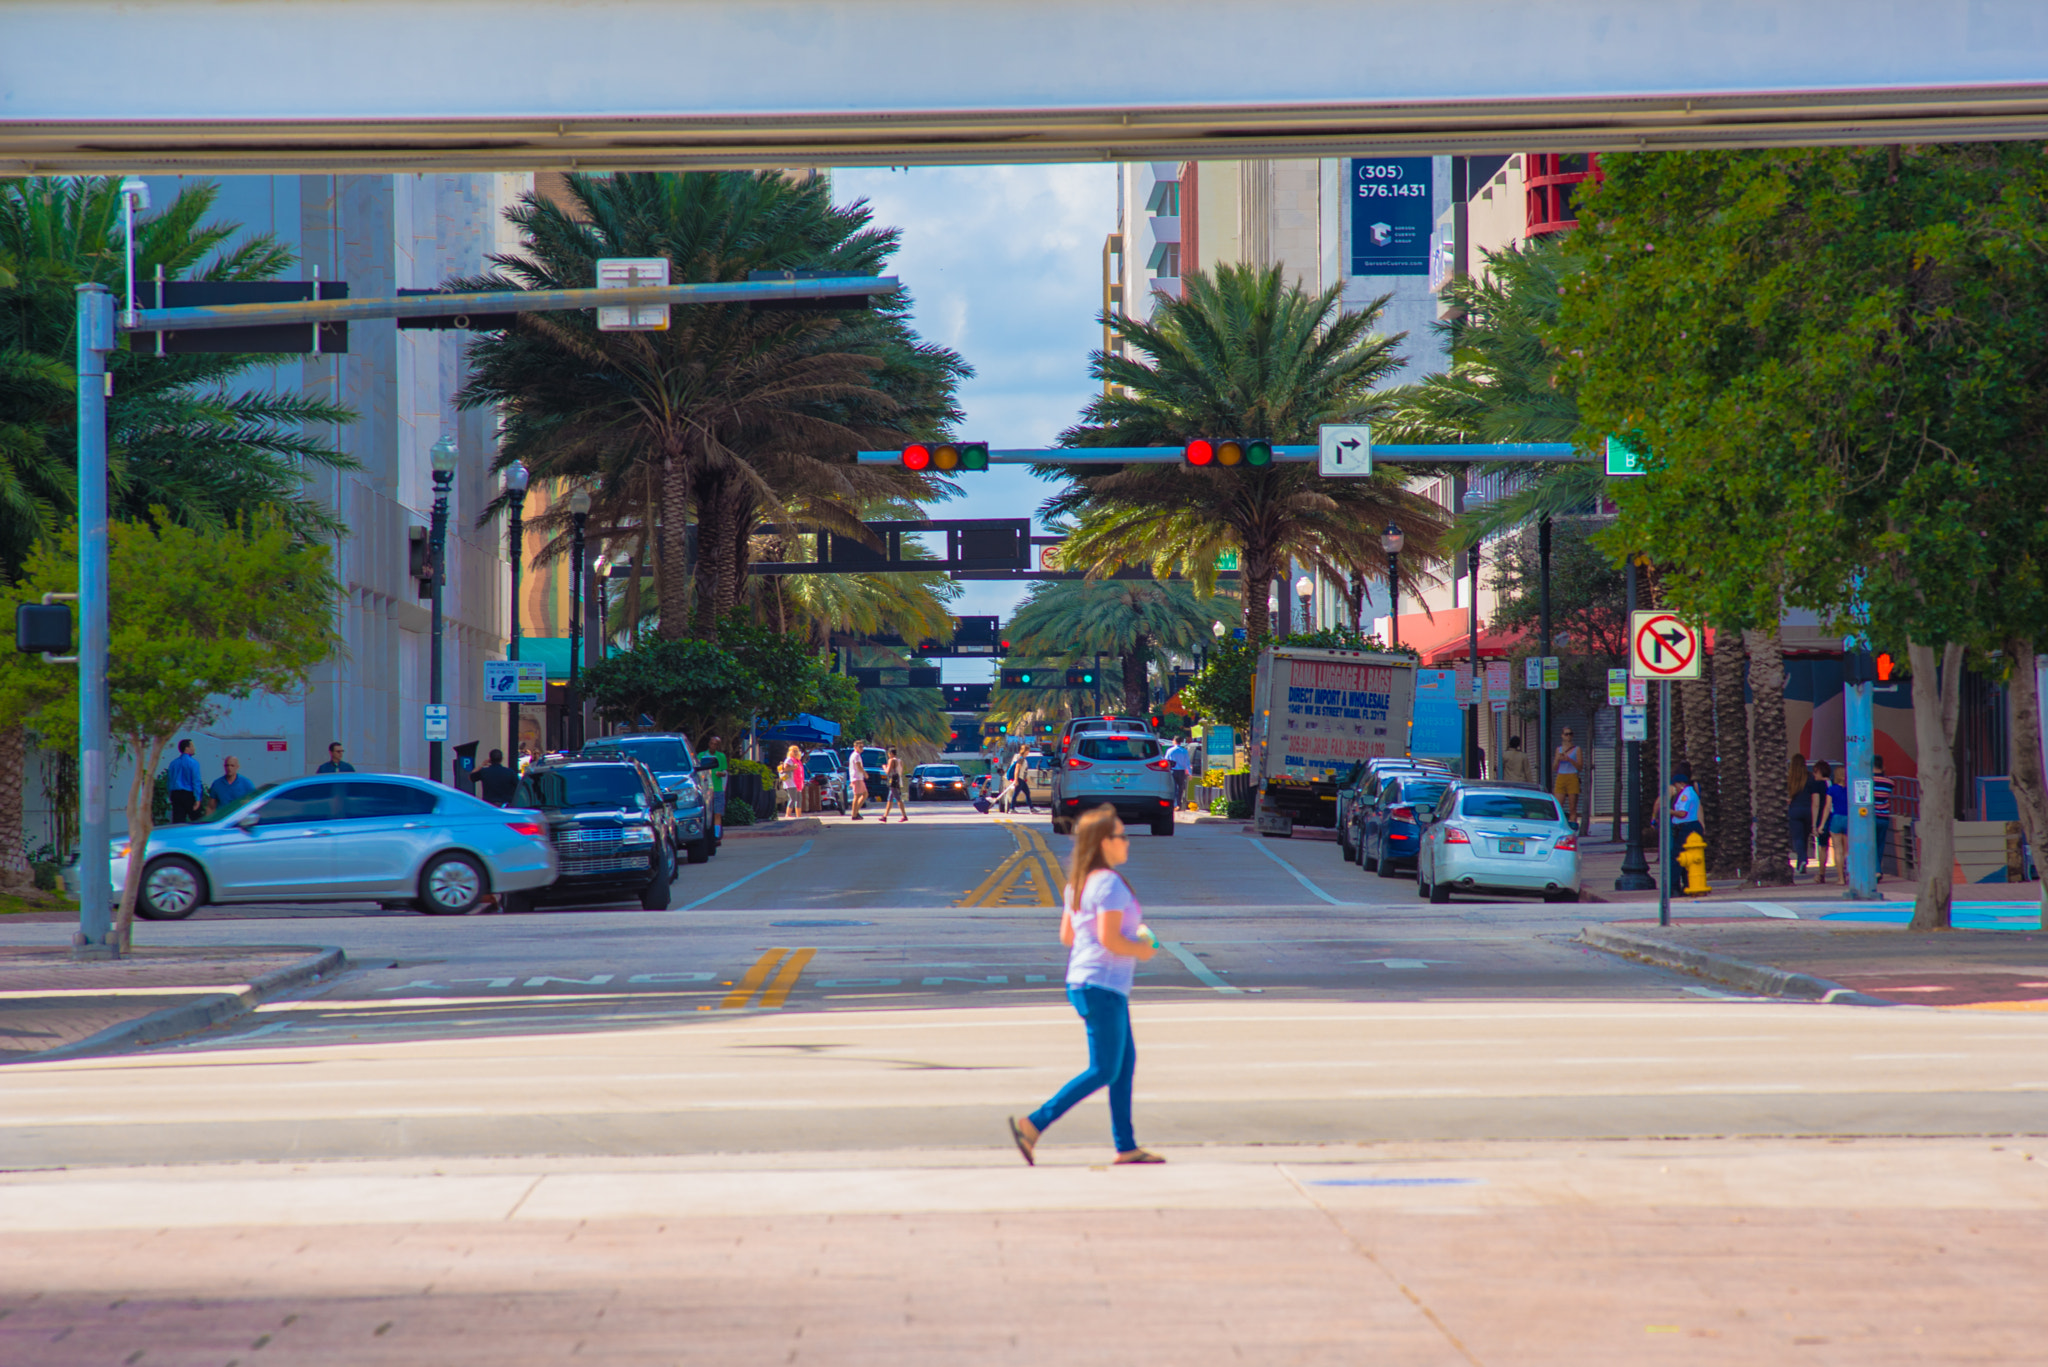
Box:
[957,819,1067,907]
[718,947,817,1009]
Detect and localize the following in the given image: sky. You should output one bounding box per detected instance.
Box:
[834,164,1118,682]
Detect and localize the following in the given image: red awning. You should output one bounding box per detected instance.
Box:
[1422,622,1533,666]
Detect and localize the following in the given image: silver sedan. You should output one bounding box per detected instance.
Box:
[1415,783,1581,904]
[114,774,558,918]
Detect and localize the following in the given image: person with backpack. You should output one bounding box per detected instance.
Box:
[1008,805,1164,1167]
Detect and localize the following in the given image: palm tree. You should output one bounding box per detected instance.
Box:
[1003,577,1238,715]
[455,171,967,642]
[1046,264,1450,640]
[0,176,357,885]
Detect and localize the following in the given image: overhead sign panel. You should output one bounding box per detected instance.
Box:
[597,257,670,331]
[1349,158,1433,277]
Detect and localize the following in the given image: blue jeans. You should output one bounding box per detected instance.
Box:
[1028,985,1137,1153]
[1668,819,1705,889]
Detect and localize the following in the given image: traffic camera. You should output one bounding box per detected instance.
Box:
[900,442,989,473]
[1181,438,1272,469]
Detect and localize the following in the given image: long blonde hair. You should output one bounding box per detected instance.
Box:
[1067,804,1127,908]
[1786,752,1807,800]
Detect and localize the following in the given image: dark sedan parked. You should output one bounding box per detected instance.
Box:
[1356,772,1452,878]
[508,758,677,911]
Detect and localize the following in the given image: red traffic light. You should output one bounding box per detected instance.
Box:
[902,444,932,470]
[1184,439,1214,467]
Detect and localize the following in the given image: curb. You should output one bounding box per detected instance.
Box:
[1577,924,1891,1006]
[25,946,347,1062]
[721,817,823,840]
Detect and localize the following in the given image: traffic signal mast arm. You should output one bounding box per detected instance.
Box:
[862,443,1582,465]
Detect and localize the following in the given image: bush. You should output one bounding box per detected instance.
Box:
[29,860,59,892]
[724,796,756,827]
[1212,794,1252,819]
[729,757,777,784]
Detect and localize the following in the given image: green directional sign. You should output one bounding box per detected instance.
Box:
[1605,436,1649,477]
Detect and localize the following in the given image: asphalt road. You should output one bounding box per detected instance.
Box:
[3,810,2046,1169]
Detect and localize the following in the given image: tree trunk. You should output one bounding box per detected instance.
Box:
[1242,548,1275,641]
[1121,646,1148,716]
[1708,629,1751,880]
[1745,627,1793,886]
[2004,641,2048,925]
[658,450,695,641]
[114,734,171,952]
[0,724,35,891]
[1907,640,1965,932]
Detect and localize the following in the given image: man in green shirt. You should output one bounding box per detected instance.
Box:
[702,735,729,838]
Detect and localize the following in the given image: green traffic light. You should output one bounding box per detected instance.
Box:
[1245,440,1272,467]
[960,442,989,471]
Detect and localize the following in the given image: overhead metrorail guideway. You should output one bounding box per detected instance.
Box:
[6,0,2048,173]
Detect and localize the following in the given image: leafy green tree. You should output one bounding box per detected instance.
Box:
[1047,264,1450,639]
[1003,578,1238,715]
[0,517,342,948]
[583,635,756,745]
[455,171,967,642]
[1554,143,2048,928]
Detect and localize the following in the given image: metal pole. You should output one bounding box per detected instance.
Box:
[1617,554,1654,890]
[506,485,524,761]
[428,468,451,783]
[1467,545,1482,778]
[1846,662,1877,899]
[1537,515,1552,791]
[1658,678,1673,927]
[74,284,115,957]
[1386,551,1399,649]
[568,510,587,751]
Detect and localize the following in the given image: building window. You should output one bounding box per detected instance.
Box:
[1525,153,1604,237]
[1145,181,1180,217]
[1147,243,1180,278]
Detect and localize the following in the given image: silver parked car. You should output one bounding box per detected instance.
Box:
[1050,731,1176,837]
[115,774,558,919]
[1415,782,1581,904]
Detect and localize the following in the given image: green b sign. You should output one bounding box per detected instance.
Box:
[1605,436,1648,477]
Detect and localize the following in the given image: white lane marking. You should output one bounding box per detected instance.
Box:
[676,839,815,912]
[1160,940,1243,994]
[1744,902,1800,920]
[1355,958,1450,970]
[1246,837,1361,907]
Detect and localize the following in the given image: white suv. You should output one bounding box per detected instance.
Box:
[1051,731,1176,837]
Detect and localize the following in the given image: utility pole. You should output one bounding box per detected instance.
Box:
[503,461,528,762]
[427,435,456,784]
[73,283,115,957]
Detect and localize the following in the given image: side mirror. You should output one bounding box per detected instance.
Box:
[695,755,718,772]
[235,813,260,831]
[662,791,679,807]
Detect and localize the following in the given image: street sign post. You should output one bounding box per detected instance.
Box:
[424,703,449,741]
[1485,660,1510,702]
[1317,424,1372,476]
[1608,667,1629,706]
[1629,610,1702,680]
[485,660,545,704]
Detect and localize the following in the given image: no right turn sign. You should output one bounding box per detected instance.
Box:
[1629,610,1702,680]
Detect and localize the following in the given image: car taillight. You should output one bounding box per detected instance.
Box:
[1442,825,1471,845]
[1067,756,1091,769]
[1554,832,1577,851]
[1146,758,1171,771]
[506,820,545,837]
[1390,805,1416,822]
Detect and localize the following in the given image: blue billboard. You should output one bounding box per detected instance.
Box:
[1349,157,1434,276]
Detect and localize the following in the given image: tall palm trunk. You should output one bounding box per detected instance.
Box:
[1708,630,1751,880]
[0,725,33,891]
[658,450,695,640]
[2004,642,2048,926]
[1242,547,1277,640]
[1745,627,1793,886]
[1907,640,1965,931]
[1121,632,1152,716]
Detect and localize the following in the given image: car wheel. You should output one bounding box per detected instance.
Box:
[1361,829,1378,871]
[1151,818,1174,837]
[686,836,713,865]
[136,856,205,920]
[417,852,487,915]
[640,848,674,910]
[1429,876,1451,905]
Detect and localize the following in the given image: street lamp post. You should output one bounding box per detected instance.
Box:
[567,489,591,752]
[593,553,612,656]
[1616,553,1656,890]
[1462,489,1487,779]
[503,461,528,763]
[1295,574,1315,633]
[428,434,457,784]
[1381,524,1404,648]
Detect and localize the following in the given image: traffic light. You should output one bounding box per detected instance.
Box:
[1876,652,1895,682]
[1000,667,1040,688]
[1065,668,1096,688]
[900,441,988,472]
[1181,438,1272,469]
[1040,722,1056,736]
[981,720,1008,738]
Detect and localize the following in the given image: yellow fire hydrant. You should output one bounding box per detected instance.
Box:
[1677,831,1711,895]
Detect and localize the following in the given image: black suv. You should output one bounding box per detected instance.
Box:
[580,732,718,863]
[510,758,677,911]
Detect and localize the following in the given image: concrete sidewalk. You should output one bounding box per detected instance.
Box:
[1582,919,2048,1008]
[0,944,344,1062]
[1575,836,2044,907]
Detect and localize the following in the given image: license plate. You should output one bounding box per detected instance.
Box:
[1111,774,1126,788]
[1497,837,1526,854]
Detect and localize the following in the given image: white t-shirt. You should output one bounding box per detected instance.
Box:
[1165,744,1191,773]
[1065,868,1142,996]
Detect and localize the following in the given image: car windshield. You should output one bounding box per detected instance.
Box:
[806,751,841,772]
[592,739,689,772]
[1077,736,1161,762]
[1393,782,1448,808]
[1459,792,1563,821]
[925,766,962,778]
[516,767,647,809]
[851,749,887,769]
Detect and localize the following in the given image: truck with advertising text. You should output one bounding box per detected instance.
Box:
[1248,645,1419,837]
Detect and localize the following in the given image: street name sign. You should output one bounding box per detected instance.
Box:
[1605,436,1648,476]
[485,660,546,703]
[1629,610,1702,680]
[1317,424,1372,476]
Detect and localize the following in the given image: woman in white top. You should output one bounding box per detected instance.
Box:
[1008,805,1163,1166]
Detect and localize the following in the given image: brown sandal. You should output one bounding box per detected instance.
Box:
[1007,1116,1037,1167]
[1114,1149,1166,1165]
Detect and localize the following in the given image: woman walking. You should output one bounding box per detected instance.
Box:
[1818,760,1849,884]
[1008,805,1164,1167]
[1786,752,1815,877]
[881,747,909,822]
[845,740,869,821]
[777,745,806,821]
